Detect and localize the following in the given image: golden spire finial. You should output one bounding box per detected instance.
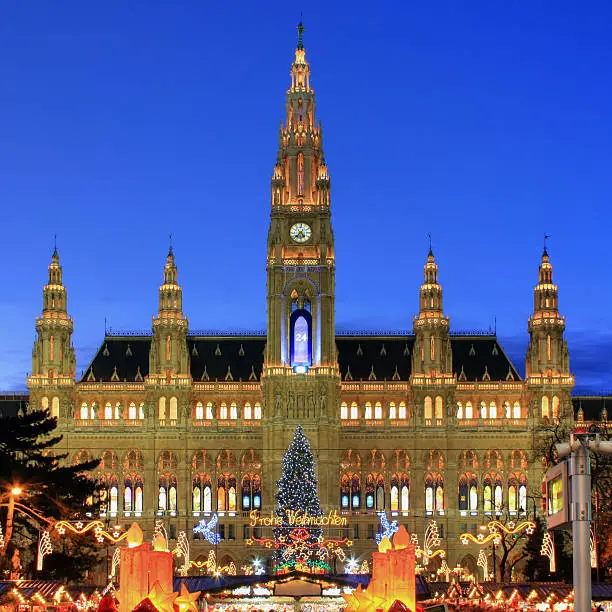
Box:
[297,17,304,50]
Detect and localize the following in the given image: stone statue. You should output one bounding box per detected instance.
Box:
[275,393,282,416]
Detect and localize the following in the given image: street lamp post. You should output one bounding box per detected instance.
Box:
[4,486,23,552]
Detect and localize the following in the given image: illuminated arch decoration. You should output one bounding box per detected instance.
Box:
[289,308,312,372]
[460,519,535,545]
[540,532,556,573]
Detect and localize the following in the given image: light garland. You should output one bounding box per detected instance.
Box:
[460,519,535,545]
[37,530,53,571]
[540,532,556,573]
[54,520,129,544]
[193,513,221,544]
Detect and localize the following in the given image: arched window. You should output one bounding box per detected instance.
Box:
[193,474,212,514]
[484,473,503,514]
[290,308,312,369]
[389,402,396,419]
[169,397,178,421]
[158,397,166,421]
[365,474,385,511]
[297,152,305,195]
[206,402,214,419]
[80,402,89,420]
[50,396,60,419]
[139,403,145,420]
[123,449,143,471]
[195,402,204,420]
[426,473,444,515]
[457,402,463,419]
[480,401,487,419]
[424,396,433,423]
[350,402,358,420]
[243,402,252,420]
[114,402,121,420]
[41,396,49,411]
[391,473,409,514]
[541,396,550,419]
[552,395,560,420]
[340,402,348,420]
[124,477,133,512]
[465,401,473,419]
[469,475,478,513]
[459,474,468,512]
[490,401,497,419]
[134,477,143,513]
[241,474,262,511]
[230,402,238,419]
[364,402,372,420]
[217,474,237,512]
[91,402,97,419]
[519,483,528,514]
[128,402,137,420]
[158,474,177,513]
[109,477,119,514]
[220,403,228,420]
[504,401,511,418]
[254,402,262,419]
[430,336,436,360]
[398,401,407,419]
[374,402,383,419]
[513,401,521,419]
[435,396,444,421]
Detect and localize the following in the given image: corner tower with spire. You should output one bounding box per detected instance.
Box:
[526,244,573,421]
[263,23,339,509]
[28,246,76,420]
[149,245,190,379]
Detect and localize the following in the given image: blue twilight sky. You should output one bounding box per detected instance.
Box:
[1,1,611,393]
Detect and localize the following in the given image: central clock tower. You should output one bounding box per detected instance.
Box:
[262,23,340,509]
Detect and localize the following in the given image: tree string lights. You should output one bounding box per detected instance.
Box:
[375,513,398,545]
[540,532,556,573]
[193,513,222,544]
[460,520,535,545]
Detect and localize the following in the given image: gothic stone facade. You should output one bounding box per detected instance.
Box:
[26,33,574,576]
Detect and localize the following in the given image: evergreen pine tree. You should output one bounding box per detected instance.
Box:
[0,406,102,579]
[274,425,324,572]
[522,517,552,581]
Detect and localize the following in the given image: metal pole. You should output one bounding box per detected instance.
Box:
[571,440,591,612]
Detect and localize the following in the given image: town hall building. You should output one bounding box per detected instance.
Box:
[25,25,575,576]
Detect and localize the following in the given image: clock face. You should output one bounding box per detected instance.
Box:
[290,222,312,243]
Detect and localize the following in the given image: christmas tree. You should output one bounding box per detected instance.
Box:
[274,425,325,573]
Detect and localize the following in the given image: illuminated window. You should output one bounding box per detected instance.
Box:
[374,402,383,420]
[504,401,511,418]
[513,402,521,419]
[458,475,468,512]
[128,402,137,420]
[243,403,252,420]
[206,402,214,419]
[480,401,487,419]
[195,402,204,420]
[519,484,527,514]
[51,396,60,419]
[124,478,133,512]
[290,308,312,368]
[398,402,407,419]
[217,474,237,512]
[193,474,212,513]
[169,397,178,421]
[340,402,348,420]
[91,402,97,419]
[364,402,372,420]
[169,480,177,512]
[80,402,89,420]
[49,335,55,361]
[350,402,358,420]
[494,480,503,512]
[297,152,304,196]
[389,402,396,419]
[483,477,492,513]
[390,485,399,512]
[41,396,49,411]
[134,479,143,513]
[241,474,262,511]
[254,402,262,419]
[230,402,238,420]
[424,396,433,423]
[430,336,435,360]
[547,335,552,361]
[552,395,560,420]
[465,402,473,419]
[391,473,409,514]
[469,479,478,512]
[490,401,497,419]
[426,473,443,515]
[158,397,166,421]
[109,481,118,514]
[166,335,171,361]
[457,402,463,419]
[220,403,228,420]
[541,396,550,419]
[105,402,113,420]
[435,396,443,421]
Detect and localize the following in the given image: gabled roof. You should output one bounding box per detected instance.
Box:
[81,332,521,384]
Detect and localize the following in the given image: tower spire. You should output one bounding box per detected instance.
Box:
[297,19,304,50]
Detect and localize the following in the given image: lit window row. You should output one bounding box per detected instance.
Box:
[340,401,408,420]
[456,401,522,419]
[78,401,145,420]
[541,395,560,420]
[193,401,262,420]
[40,396,60,419]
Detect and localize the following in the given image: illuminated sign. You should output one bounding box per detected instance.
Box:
[249,509,348,527]
[545,461,569,529]
[293,316,309,364]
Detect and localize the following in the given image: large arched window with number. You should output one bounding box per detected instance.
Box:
[290,308,312,369]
